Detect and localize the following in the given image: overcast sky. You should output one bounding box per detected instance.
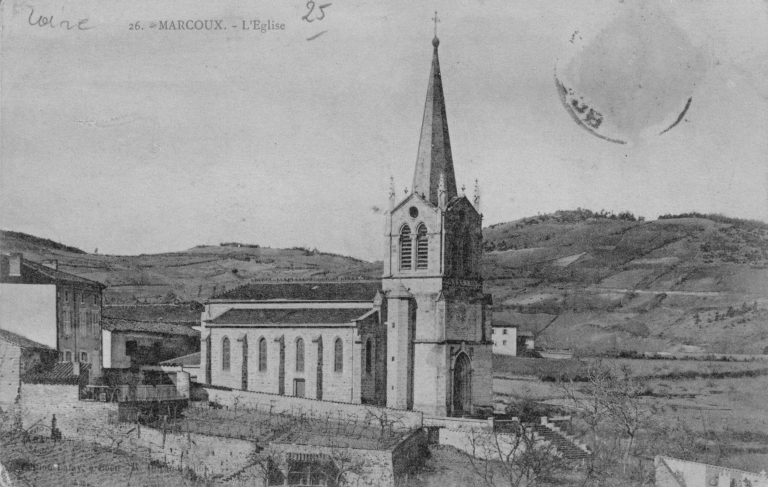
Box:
[2,0,766,261]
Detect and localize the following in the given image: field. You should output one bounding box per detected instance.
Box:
[492,355,768,474]
[1,437,210,487]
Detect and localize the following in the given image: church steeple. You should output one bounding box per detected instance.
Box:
[412,35,458,206]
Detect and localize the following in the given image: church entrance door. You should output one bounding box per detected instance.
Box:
[453,353,471,416]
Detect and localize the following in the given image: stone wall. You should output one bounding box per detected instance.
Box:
[17,383,255,478]
[438,428,522,460]
[19,383,116,436]
[269,441,394,487]
[0,340,21,412]
[203,386,423,430]
[655,456,768,487]
[391,428,428,478]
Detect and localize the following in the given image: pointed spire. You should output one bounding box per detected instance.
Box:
[438,172,447,209]
[412,35,457,206]
[473,179,481,213]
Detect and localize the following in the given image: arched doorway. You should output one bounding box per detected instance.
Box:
[453,353,472,416]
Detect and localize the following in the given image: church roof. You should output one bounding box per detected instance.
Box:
[213,281,382,302]
[411,36,458,206]
[206,308,372,326]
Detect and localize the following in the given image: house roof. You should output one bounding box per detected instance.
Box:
[102,303,203,324]
[493,312,558,334]
[102,317,200,337]
[22,362,90,385]
[206,307,372,326]
[0,255,105,289]
[491,320,518,329]
[213,281,382,302]
[0,328,54,350]
[159,352,201,367]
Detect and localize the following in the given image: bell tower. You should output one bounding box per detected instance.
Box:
[382,33,493,417]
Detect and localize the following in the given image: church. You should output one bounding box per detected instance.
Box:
[199,35,493,418]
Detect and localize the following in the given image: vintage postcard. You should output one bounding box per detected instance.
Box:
[1,0,767,485]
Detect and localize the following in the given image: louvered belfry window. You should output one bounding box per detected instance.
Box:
[400,225,412,270]
[416,224,429,269]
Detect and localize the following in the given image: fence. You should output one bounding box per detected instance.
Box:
[110,401,415,451]
[82,385,185,403]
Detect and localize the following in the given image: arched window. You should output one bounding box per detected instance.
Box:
[222,337,230,371]
[365,338,372,374]
[416,224,429,269]
[334,338,343,372]
[259,337,267,371]
[296,338,305,372]
[399,225,412,270]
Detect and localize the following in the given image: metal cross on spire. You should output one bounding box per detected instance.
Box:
[432,10,440,37]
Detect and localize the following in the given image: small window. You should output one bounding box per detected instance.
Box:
[492,329,496,335]
[503,329,507,335]
[80,293,85,304]
[503,340,507,346]
[334,338,343,372]
[80,352,88,363]
[222,337,231,371]
[125,340,138,356]
[65,351,72,362]
[259,337,267,371]
[296,338,305,372]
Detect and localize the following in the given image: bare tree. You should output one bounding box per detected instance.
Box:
[464,424,566,487]
[558,360,661,478]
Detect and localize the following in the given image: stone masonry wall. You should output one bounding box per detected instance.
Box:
[203,386,423,430]
[0,340,21,412]
[18,383,254,478]
[268,442,395,487]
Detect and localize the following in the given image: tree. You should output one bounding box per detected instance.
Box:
[558,360,661,477]
[464,423,566,487]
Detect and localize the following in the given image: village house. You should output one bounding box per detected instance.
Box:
[0,253,105,378]
[200,35,493,418]
[0,329,59,411]
[101,317,200,369]
[492,321,518,356]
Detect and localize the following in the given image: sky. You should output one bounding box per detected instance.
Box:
[2,0,767,261]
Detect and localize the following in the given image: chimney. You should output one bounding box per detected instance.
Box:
[8,253,22,277]
[42,259,58,270]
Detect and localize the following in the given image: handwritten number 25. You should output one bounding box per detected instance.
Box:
[302,1,331,22]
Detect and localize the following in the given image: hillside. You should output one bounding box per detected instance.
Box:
[482,210,768,355]
[0,231,380,304]
[2,210,767,354]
